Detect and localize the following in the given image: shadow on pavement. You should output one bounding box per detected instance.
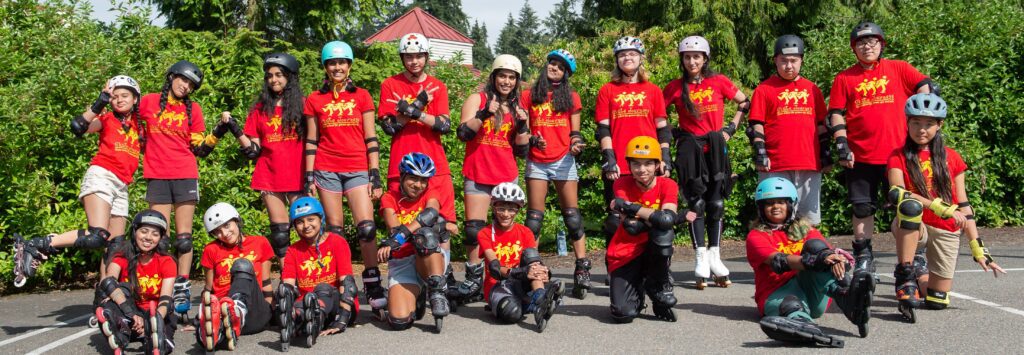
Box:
[678,302,760,322]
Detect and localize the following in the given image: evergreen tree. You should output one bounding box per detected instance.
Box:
[544,0,580,41]
[470,21,494,69]
[495,14,520,57]
[407,0,470,34]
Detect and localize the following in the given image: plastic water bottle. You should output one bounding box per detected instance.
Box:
[556,229,568,256]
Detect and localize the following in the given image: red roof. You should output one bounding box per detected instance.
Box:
[364,7,475,45]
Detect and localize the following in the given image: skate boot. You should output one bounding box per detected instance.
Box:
[11,233,56,287]
[831,268,875,337]
[708,246,731,287]
[759,296,844,348]
[96,306,130,355]
[894,262,920,324]
[276,284,299,352]
[197,290,222,352]
[454,262,484,305]
[443,264,459,313]
[301,293,325,348]
[362,267,387,321]
[573,258,592,300]
[852,239,878,282]
[694,247,710,290]
[532,280,564,332]
[646,279,677,322]
[414,286,427,321]
[172,276,192,324]
[220,295,247,350]
[146,301,172,355]
[426,275,449,333]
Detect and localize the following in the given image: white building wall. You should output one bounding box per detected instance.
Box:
[429,38,473,66]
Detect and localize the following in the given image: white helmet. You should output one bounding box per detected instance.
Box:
[399,32,430,54]
[108,75,141,97]
[491,54,522,77]
[678,36,711,58]
[204,202,241,235]
[613,36,646,55]
[491,182,525,207]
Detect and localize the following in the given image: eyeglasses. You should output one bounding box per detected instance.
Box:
[617,51,641,59]
[856,38,881,48]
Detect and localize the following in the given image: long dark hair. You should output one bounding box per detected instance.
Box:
[903,130,953,202]
[254,68,305,137]
[157,75,195,127]
[530,62,574,113]
[483,70,523,131]
[119,231,172,298]
[678,54,718,118]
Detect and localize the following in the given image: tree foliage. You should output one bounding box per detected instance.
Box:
[406,0,470,34]
[470,21,494,70]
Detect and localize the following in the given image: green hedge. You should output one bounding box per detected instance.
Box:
[2,0,1022,291]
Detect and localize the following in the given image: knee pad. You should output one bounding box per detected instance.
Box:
[230,258,256,282]
[801,238,830,256]
[562,208,584,241]
[778,295,808,318]
[104,235,126,263]
[327,224,344,236]
[463,220,486,247]
[925,288,949,310]
[648,210,677,231]
[413,228,440,256]
[157,236,170,254]
[610,304,638,323]
[387,314,414,330]
[622,217,648,235]
[172,232,193,254]
[356,220,377,242]
[706,199,725,220]
[852,202,877,219]
[603,212,622,237]
[74,227,110,249]
[269,223,291,258]
[525,209,545,238]
[494,297,522,323]
[434,217,451,243]
[340,275,357,307]
[687,198,706,217]
[520,248,542,266]
[896,200,923,230]
[648,226,675,257]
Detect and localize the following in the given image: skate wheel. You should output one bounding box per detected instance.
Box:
[858,323,868,338]
[88,316,99,328]
[281,341,290,352]
[572,286,587,300]
[898,303,916,324]
[304,334,316,348]
[695,279,706,290]
[14,276,27,288]
[434,317,443,333]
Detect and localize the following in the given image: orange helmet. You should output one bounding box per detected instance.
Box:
[625,136,661,160]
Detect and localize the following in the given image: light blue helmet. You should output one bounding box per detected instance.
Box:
[546,49,578,75]
[904,93,947,119]
[755,177,799,203]
[289,196,325,225]
[321,41,354,65]
[399,152,436,178]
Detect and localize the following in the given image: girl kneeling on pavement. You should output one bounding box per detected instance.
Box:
[95,210,177,354]
[886,93,1004,322]
[276,197,358,351]
[479,182,563,332]
[606,136,681,323]
[195,203,274,351]
[377,152,451,331]
[749,177,873,347]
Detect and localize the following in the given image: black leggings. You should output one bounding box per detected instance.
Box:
[608,249,672,322]
[228,274,272,335]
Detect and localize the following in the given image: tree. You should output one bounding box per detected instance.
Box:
[470,21,494,69]
[516,1,543,51]
[544,0,580,41]
[494,14,520,58]
[407,0,470,34]
[145,0,402,46]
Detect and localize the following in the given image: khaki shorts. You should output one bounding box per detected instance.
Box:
[919,225,961,279]
[79,165,130,217]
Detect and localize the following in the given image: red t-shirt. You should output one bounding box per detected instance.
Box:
[199,235,274,298]
[663,75,740,136]
[303,89,376,173]
[244,103,303,192]
[112,253,177,309]
[477,223,536,302]
[378,74,452,178]
[281,232,354,298]
[828,59,928,164]
[522,89,582,163]
[749,76,827,171]
[595,81,667,173]
[463,92,517,185]
[379,189,440,260]
[89,112,142,184]
[886,147,968,232]
[746,228,828,315]
[606,176,679,273]
[139,93,205,179]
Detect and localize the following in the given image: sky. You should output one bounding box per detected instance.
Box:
[85,0,563,48]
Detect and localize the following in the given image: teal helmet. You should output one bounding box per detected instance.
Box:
[755,177,799,224]
[321,41,354,65]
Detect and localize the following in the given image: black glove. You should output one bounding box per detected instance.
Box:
[752,140,770,168]
[661,146,673,176]
[397,99,423,119]
[303,171,315,195]
[90,91,111,114]
[368,168,382,190]
[722,122,737,137]
[507,265,529,281]
[601,149,618,175]
[383,226,411,250]
[818,132,833,167]
[611,198,642,218]
[836,136,853,162]
[800,248,835,272]
[213,116,243,139]
[516,118,529,135]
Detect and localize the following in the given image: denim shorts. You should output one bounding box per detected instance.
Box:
[526,154,578,181]
[313,170,369,193]
[387,248,451,288]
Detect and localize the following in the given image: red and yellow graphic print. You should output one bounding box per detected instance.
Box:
[853,75,894,109]
[478,118,513,148]
[320,99,361,128]
[689,87,719,114]
[137,273,162,297]
[611,91,651,120]
[297,251,336,289]
[214,251,259,289]
[494,240,524,266]
[775,88,813,116]
[116,124,141,158]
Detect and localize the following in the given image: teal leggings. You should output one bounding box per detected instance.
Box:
[764,271,840,320]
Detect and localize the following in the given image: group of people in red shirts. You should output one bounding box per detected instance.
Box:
[10,20,1006,352]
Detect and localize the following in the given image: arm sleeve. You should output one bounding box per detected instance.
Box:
[745,230,779,268]
[281,248,297,279]
[651,85,667,118]
[302,95,317,117]
[720,77,740,101]
[160,256,177,279]
[828,75,848,110]
[258,238,274,263]
[885,150,904,172]
[572,92,583,113]
[190,103,206,133]
[899,61,928,94]
[377,80,397,117]
[662,80,678,111]
[522,227,538,249]
[748,85,768,123]
[594,85,610,122]
[334,238,354,276]
[662,178,679,206]
[948,148,968,174]
[813,85,827,124]
[358,90,376,114]
[243,108,260,137]
[199,246,215,270]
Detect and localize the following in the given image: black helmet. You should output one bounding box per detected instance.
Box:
[131,209,168,237]
[849,21,885,47]
[264,52,300,74]
[166,60,204,89]
[773,34,805,57]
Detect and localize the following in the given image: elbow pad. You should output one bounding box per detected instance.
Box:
[488,259,505,281]
[770,253,792,274]
[70,115,90,138]
[380,115,403,136]
[456,122,478,142]
[432,115,452,134]
[595,124,611,142]
[241,142,261,160]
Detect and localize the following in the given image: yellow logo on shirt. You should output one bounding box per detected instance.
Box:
[855,76,890,97]
[776,240,805,255]
[614,92,647,107]
[778,89,810,106]
[396,206,422,226]
[324,100,357,117]
[121,125,139,145]
[690,88,714,104]
[217,250,259,271]
[158,110,186,128]
[481,119,512,137]
[532,102,555,117]
[138,273,162,295]
[267,114,282,132]
[299,252,333,277]
[494,240,523,264]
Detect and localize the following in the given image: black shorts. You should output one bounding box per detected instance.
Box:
[844,162,886,206]
[145,179,199,204]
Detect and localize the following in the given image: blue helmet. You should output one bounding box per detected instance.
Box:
[399,152,436,178]
[289,196,325,225]
[904,93,947,119]
[755,177,799,203]
[321,41,354,65]
[546,49,578,75]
